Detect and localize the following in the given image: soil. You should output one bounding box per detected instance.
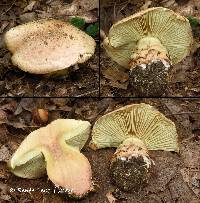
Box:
[0,98,199,203]
[100,0,200,97]
[0,0,99,97]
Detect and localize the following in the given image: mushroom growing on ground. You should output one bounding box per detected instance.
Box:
[9,119,93,198]
[103,7,193,96]
[4,19,96,75]
[90,103,179,192]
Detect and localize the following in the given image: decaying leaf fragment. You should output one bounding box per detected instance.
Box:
[90,103,179,192]
[9,119,93,198]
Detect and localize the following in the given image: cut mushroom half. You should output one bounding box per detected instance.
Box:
[90,103,179,191]
[103,7,193,96]
[4,19,96,75]
[9,119,93,198]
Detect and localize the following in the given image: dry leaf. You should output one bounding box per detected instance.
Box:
[24,1,37,12]
[181,168,200,198]
[0,145,11,162]
[106,191,117,203]
[0,183,11,201]
[23,1,37,12]
[20,12,37,23]
[103,67,128,83]
[74,0,99,11]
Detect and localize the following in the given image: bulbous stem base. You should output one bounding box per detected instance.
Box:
[129,59,171,97]
[110,138,153,192]
[129,36,171,97]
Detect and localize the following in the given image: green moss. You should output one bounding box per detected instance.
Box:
[69,17,99,38]
[187,16,200,37]
[69,17,86,29]
[85,23,99,37]
[187,16,199,27]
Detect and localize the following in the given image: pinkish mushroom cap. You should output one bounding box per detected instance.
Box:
[8,119,93,198]
[5,19,96,74]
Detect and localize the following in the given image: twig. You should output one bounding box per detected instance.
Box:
[100,29,106,40]
[140,0,152,10]
[0,4,10,6]
[166,112,200,116]
[113,2,116,22]
[76,89,99,97]
[117,0,130,15]
[0,0,16,17]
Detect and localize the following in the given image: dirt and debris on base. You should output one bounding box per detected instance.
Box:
[100,0,200,97]
[0,98,199,203]
[0,0,99,97]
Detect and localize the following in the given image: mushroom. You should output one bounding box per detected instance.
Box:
[9,119,93,198]
[103,7,193,96]
[90,103,178,192]
[4,19,96,75]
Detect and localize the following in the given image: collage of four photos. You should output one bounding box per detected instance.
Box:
[0,0,200,203]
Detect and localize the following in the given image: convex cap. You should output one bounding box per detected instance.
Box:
[9,119,92,198]
[5,19,96,74]
[103,7,193,68]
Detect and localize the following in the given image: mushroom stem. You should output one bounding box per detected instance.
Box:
[128,37,172,96]
[130,36,171,68]
[110,137,153,192]
[42,144,92,198]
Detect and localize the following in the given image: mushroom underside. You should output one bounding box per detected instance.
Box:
[105,7,192,68]
[91,104,178,191]
[91,103,179,152]
[103,7,192,96]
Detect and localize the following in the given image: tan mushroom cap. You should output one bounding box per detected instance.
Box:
[91,103,179,152]
[103,7,193,69]
[9,119,92,198]
[4,19,96,74]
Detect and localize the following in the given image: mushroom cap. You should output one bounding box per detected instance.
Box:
[103,7,193,69]
[4,19,96,74]
[91,103,179,152]
[9,119,92,198]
